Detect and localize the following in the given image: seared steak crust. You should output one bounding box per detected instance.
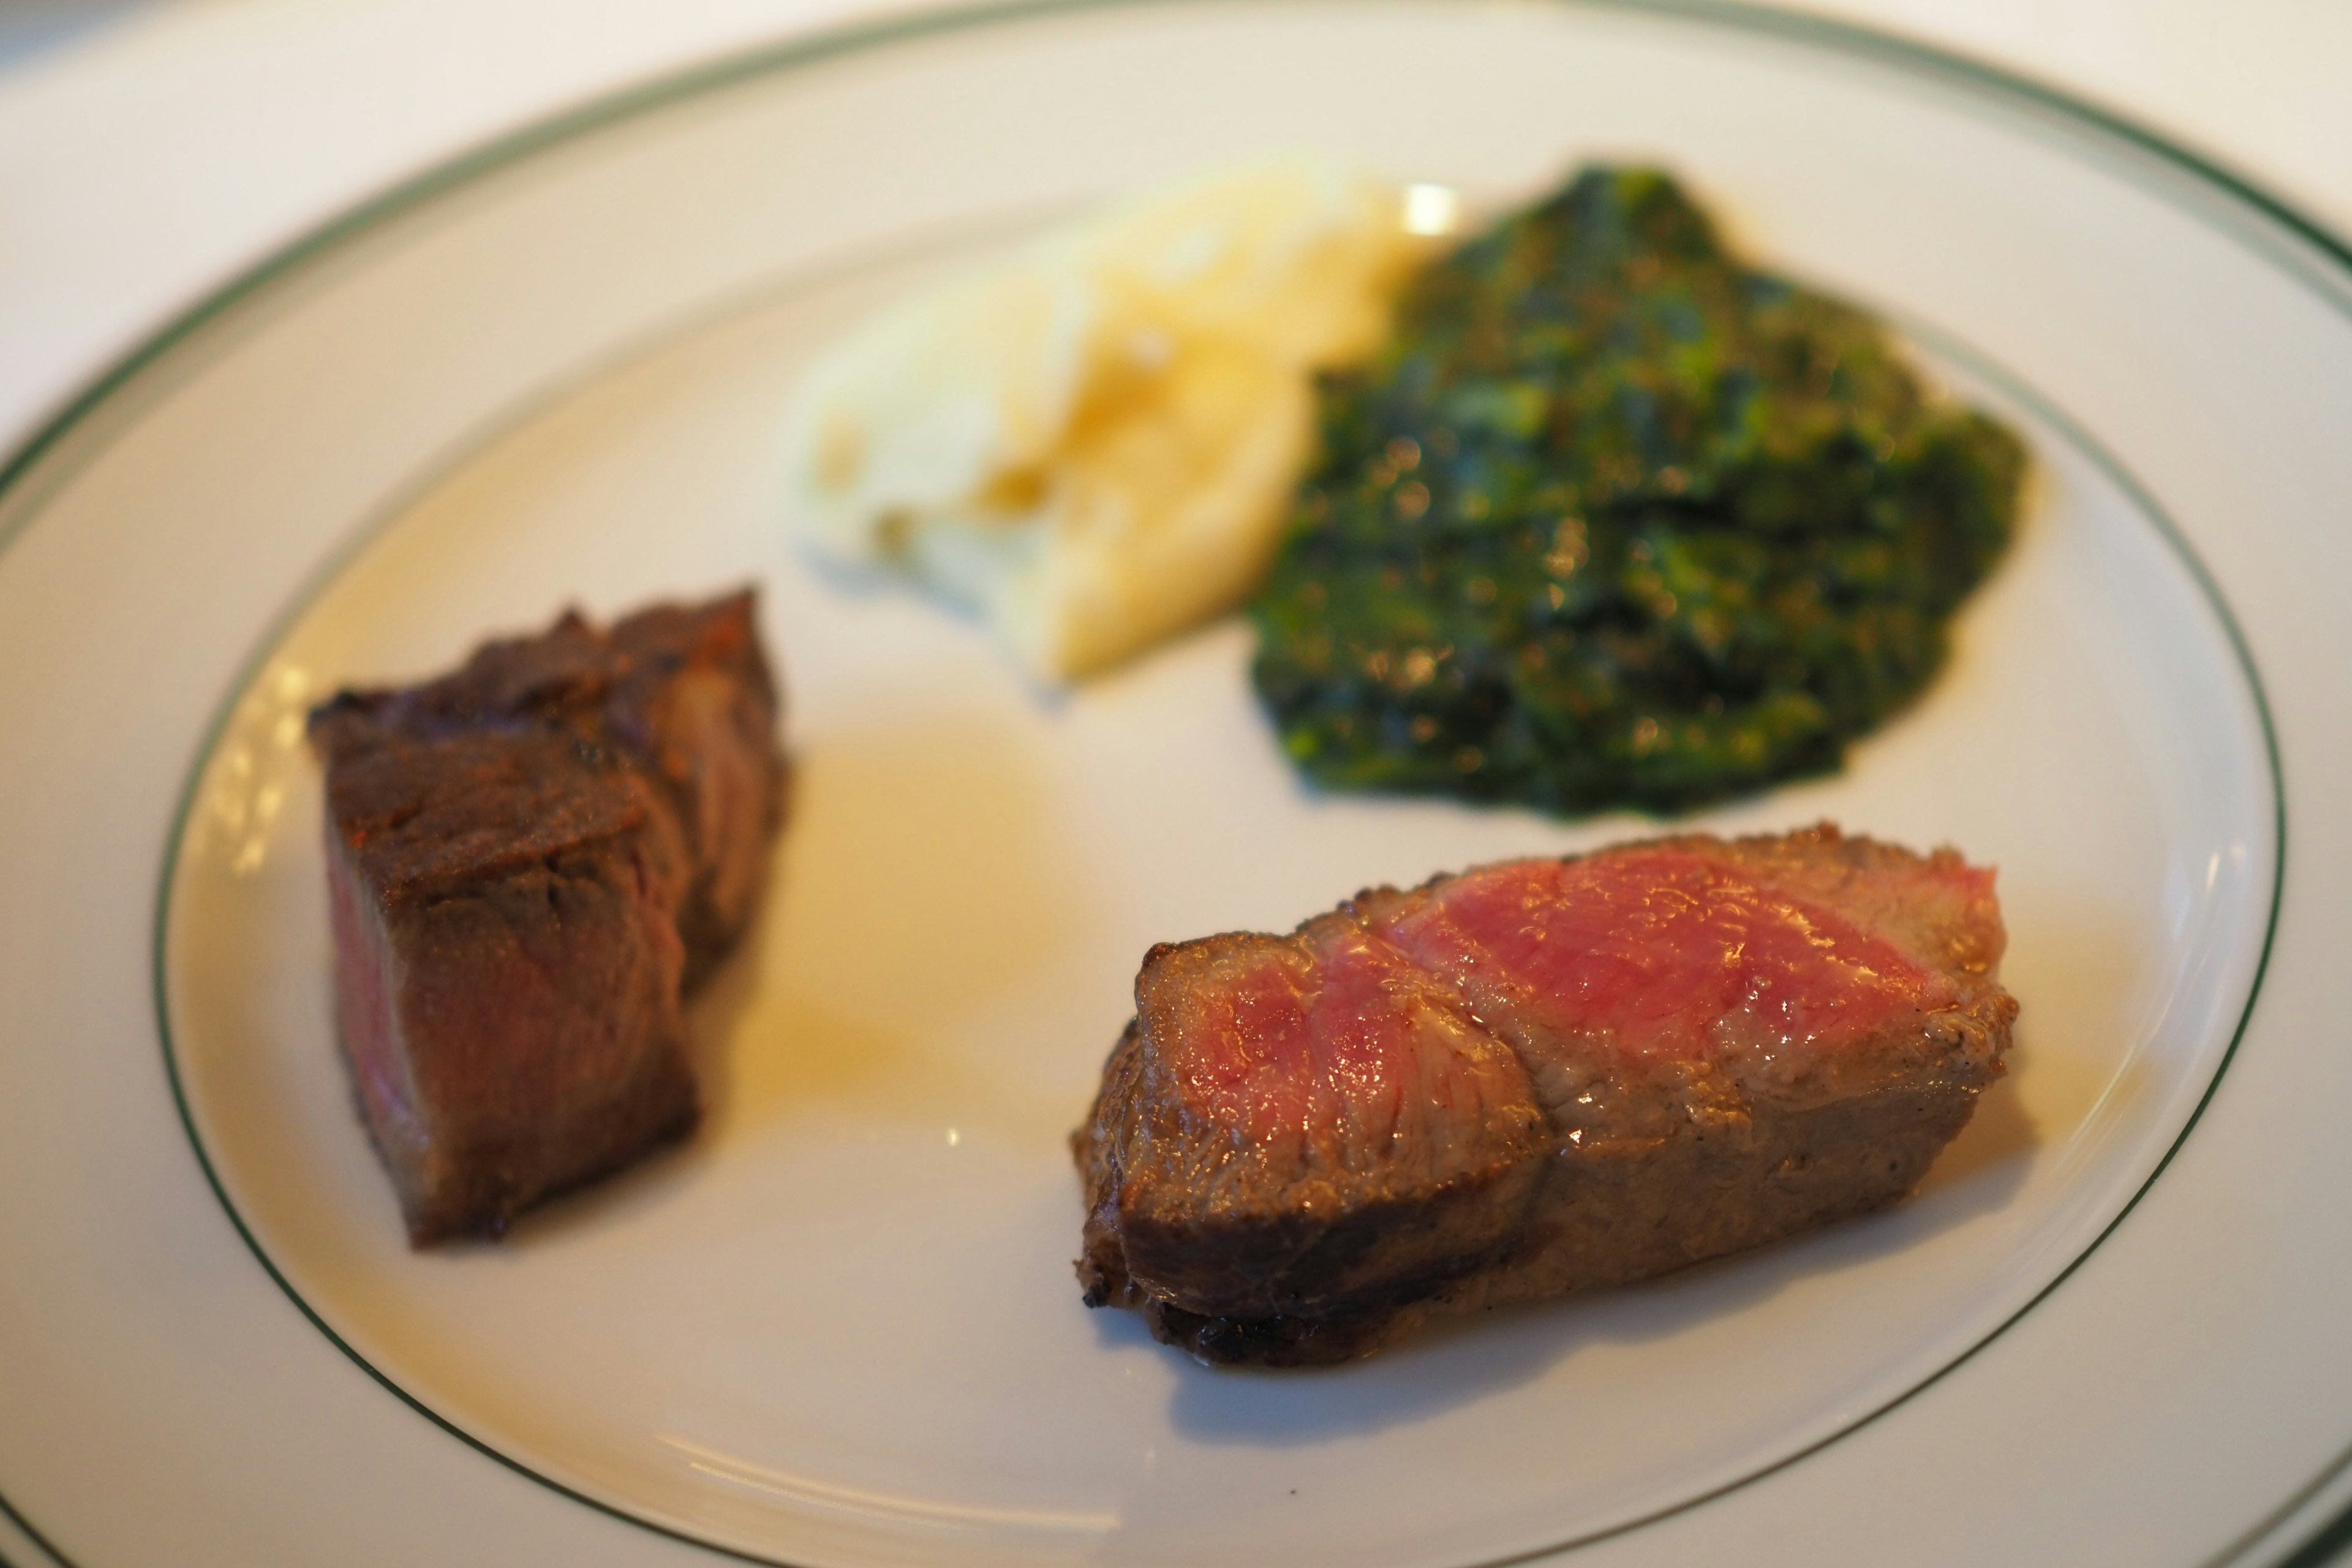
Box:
[309,592,785,1243]
[311,591,785,986]
[1075,824,2015,1365]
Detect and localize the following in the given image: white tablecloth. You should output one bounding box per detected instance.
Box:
[3,0,2348,465]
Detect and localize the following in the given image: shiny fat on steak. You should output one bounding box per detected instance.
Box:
[309,592,785,1244]
[1074,825,2016,1365]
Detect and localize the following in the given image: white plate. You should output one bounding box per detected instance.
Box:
[4,4,2350,1566]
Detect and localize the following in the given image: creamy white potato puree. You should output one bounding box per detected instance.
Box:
[779,156,1439,681]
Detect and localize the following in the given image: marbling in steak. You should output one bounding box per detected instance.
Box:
[309,591,785,1243]
[1074,826,2015,1365]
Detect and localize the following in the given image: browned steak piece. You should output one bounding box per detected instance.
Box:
[1074,825,2016,1366]
[314,590,785,986]
[309,591,785,1243]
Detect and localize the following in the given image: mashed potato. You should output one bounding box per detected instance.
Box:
[779,155,1439,682]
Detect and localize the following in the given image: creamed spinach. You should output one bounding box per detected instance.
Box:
[1250,168,2022,815]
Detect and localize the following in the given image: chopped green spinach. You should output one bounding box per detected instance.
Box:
[1249,167,2024,815]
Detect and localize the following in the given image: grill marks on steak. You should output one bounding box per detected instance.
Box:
[309,592,784,1243]
[1075,826,2015,1365]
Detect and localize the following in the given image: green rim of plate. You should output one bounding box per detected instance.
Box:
[0,0,2336,1563]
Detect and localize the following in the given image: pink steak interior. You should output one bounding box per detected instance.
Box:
[1378,850,1964,1063]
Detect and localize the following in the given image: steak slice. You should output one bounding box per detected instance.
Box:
[309,591,786,1243]
[314,590,785,987]
[1080,917,1549,1362]
[1074,824,2015,1365]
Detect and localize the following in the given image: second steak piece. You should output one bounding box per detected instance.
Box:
[1074,825,2016,1365]
[317,727,699,1244]
[309,591,786,1243]
[315,591,785,984]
